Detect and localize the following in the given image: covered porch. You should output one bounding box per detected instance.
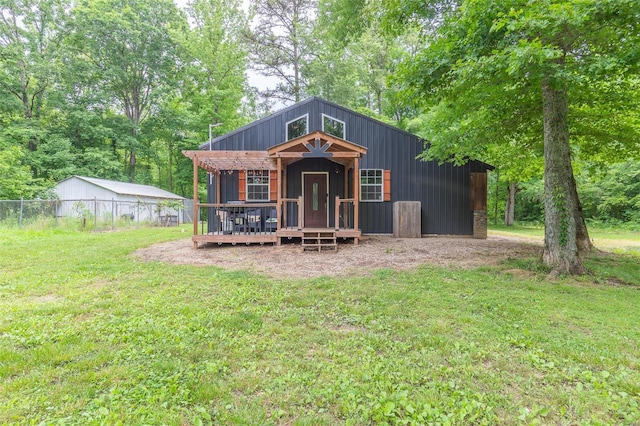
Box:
[183,131,367,248]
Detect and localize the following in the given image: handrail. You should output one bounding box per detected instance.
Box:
[335,196,356,230]
[199,202,277,208]
[281,196,302,229]
[196,203,278,236]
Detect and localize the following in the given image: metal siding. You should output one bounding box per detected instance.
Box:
[220,171,239,202]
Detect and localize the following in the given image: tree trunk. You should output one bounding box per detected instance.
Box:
[570,173,594,254]
[504,182,516,226]
[129,150,136,182]
[541,77,587,275]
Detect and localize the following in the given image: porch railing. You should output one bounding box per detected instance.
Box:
[197,203,278,236]
[281,196,302,230]
[194,197,356,236]
[335,197,357,230]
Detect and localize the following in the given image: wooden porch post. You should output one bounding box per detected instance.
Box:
[276,158,282,246]
[283,164,288,228]
[297,195,303,230]
[215,171,221,204]
[276,158,282,231]
[353,157,359,245]
[192,154,199,249]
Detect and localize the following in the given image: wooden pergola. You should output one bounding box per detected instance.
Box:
[183,131,367,247]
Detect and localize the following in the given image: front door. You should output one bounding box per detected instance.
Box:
[303,173,328,228]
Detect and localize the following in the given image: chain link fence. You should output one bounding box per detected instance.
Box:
[0,198,193,231]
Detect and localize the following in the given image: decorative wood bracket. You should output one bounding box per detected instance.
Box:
[302,138,333,158]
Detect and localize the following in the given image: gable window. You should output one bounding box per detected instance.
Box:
[360,169,391,202]
[322,114,345,139]
[286,115,308,140]
[247,170,270,201]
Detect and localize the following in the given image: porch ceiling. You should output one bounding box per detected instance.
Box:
[182,150,276,173]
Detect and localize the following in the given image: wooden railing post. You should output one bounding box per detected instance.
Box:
[297,195,303,230]
[282,200,287,229]
[276,158,282,231]
[335,196,340,231]
[192,155,199,243]
[354,158,359,232]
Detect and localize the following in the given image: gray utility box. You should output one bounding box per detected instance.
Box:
[393,201,422,238]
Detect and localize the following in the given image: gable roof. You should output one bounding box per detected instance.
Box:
[199,97,420,150]
[59,176,184,199]
[198,96,494,171]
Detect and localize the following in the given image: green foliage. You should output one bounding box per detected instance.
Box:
[68,0,185,181]
[0,229,639,423]
[513,162,640,226]
[594,162,640,223]
[307,0,415,119]
[0,143,36,199]
[0,0,69,119]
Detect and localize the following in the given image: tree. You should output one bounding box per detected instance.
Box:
[68,0,184,181]
[0,0,68,121]
[306,0,416,121]
[245,0,317,103]
[177,0,249,138]
[382,0,640,274]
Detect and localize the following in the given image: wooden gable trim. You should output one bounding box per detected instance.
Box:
[267,131,367,156]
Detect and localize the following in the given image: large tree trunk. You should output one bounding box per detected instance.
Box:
[541,77,587,275]
[504,182,516,226]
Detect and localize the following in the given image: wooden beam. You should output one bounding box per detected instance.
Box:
[183,150,271,159]
[273,151,361,158]
[276,158,282,233]
[335,195,340,231]
[283,165,288,228]
[353,157,359,234]
[297,195,303,230]
[215,172,221,204]
[192,154,199,247]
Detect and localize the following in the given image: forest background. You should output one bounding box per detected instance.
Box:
[1,0,638,228]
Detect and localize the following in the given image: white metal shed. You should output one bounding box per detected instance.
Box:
[55,176,185,223]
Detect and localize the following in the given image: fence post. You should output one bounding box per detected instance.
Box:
[111,198,115,231]
[55,199,58,228]
[19,197,23,228]
[137,201,140,229]
[94,197,97,230]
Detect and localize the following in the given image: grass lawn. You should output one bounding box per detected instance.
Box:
[1,227,639,425]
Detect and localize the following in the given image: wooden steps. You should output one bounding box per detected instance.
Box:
[302,230,337,251]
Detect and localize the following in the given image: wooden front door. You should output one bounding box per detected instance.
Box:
[303,173,328,228]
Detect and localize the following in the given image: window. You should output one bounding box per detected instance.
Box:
[360,169,383,202]
[286,115,308,140]
[247,170,270,201]
[360,169,391,202]
[322,114,345,139]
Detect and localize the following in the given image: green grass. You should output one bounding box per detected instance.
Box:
[1,228,639,425]
[490,223,640,285]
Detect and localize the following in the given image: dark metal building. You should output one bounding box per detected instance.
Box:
[185,97,493,246]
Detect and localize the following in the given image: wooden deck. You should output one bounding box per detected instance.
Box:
[192,227,360,247]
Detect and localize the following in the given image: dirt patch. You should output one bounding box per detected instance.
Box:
[133,234,542,279]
